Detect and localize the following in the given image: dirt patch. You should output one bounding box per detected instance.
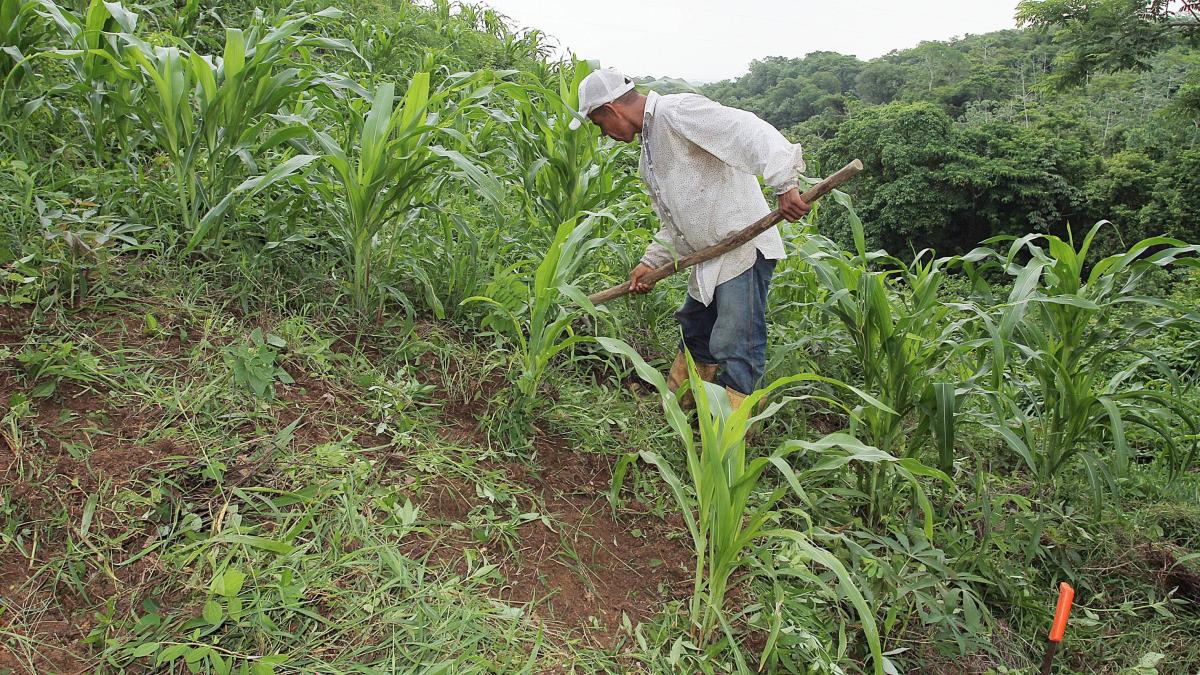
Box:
[407,395,696,644]
[493,432,693,646]
[399,474,483,573]
[0,304,32,343]
[273,371,385,451]
[1140,542,1200,607]
[0,367,189,674]
[408,330,508,427]
[0,562,91,674]
[3,380,180,516]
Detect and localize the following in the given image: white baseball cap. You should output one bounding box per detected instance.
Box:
[568,68,636,130]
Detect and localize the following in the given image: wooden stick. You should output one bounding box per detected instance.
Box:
[586,159,864,305]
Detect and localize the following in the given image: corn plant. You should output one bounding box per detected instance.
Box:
[411,207,521,316]
[962,221,1200,505]
[497,61,638,227]
[798,240,964,539]
[24,0,140,160]
[182,11,354,250]
[600,337,941,673]
[0,0,48,94]
[122,9,346,251]
[301,70,502,316]
[464,216,607,409]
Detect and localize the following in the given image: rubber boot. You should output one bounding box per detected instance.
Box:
[725,386,761,439]
[725,386,749,413]
[666,352,719,409]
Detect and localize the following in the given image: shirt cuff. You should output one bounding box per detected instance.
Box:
[769,144,805,195]
[773,179,799,196]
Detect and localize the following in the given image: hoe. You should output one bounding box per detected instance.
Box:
[587,158,863,305]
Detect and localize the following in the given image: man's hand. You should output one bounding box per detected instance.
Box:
[629,263,656,294]
[778,188,812,221]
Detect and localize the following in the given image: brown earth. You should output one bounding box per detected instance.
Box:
[1140,541,1200,607]
[0,301,366,672]
[496,430,693,647]
[398,337,696,645]
[0,304,698,670]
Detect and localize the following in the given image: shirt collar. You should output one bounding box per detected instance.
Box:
[641,90,660,143]
[644,90,660,119]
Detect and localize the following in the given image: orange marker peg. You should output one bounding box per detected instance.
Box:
[1049,582,1074,642]
[1040,582,1075,675]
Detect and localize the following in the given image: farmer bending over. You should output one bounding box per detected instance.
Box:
[570,68,810,411]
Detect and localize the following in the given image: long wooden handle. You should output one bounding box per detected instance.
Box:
[587,158,864,305]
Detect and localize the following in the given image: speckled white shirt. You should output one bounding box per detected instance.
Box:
[637,91,805,306]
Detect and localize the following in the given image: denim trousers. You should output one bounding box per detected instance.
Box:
[675,251,776,395]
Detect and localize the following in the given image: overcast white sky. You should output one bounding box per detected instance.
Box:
[480,0,1022,82]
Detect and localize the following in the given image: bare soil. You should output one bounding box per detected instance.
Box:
[1140,541,1200,607]
[0,304,699,670]
[496,431,693,647]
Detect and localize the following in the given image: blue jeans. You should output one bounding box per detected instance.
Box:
[676,251,776,395]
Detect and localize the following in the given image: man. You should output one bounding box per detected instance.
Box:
[570,68,811,411]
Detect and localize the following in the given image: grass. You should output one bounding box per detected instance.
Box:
[3,0,1200,672]
[2,253,1200,673]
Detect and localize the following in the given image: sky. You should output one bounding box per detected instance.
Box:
[480,0,1022,83]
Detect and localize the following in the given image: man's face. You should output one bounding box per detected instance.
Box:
[588,104,637,142]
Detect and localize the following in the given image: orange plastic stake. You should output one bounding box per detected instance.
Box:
[1040,582,1075,675]
[1049,582,1075,642]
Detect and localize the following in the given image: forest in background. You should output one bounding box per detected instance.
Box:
[662,22,1200,256]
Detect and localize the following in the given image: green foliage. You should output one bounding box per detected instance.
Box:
[30,196,148,307]
[1016,0,1200,88]
[465,216,606,407]
[301,71,501,316]
[799,227,962,472]
[223,327,293,399]
[705,52,863,128]
[962,223,1200,501]
[121,9,342,251]
[601,337,891,673]
[705,23,1199,256]
[30,0,141,160]
[15,339,104,397]
[3,0,1200,672]
[0,0,49,93]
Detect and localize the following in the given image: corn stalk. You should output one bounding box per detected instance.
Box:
[121,9,348,252]
[962,221,1200,507]
[599,337,940,674]
[799,196,964,525]
[1,0,48,93]
[303,71,503,316]
[497,60,638,227]
[464,215,607,407]
[21,0,140,161]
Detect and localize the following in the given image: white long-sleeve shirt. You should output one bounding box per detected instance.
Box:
[638,91,805,306]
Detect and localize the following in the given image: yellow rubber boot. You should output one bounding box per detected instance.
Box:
[725,387,760,439]
[666,352,720,409]
[725,387,749,413]
[666,351,689,395]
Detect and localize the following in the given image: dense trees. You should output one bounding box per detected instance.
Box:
[702,23,1200,255]
[1016,0,1199,88]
